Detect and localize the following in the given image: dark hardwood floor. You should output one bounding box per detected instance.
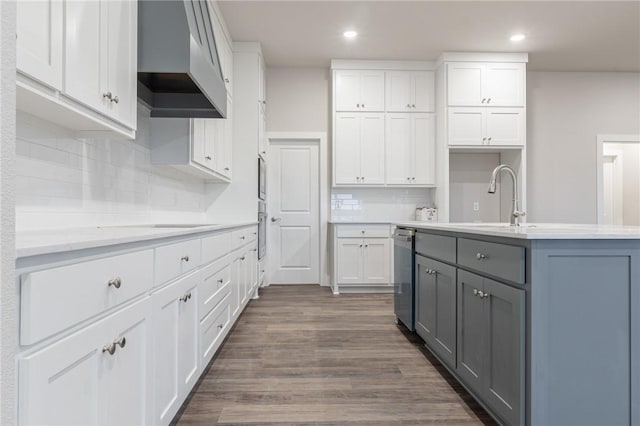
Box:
[174,285,495,425]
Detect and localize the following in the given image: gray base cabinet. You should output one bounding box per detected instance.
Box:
[413,229,640,426]
[415,255,457,369]
[457,270,524,426]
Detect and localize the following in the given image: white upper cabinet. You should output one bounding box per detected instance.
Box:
[385,71,434,112]
[16,0,63,90]
[386,113,435,185]
[17,0,137,138]
[335,70,385,112]
[448,107,524,147]
[334,113,385,185]
[447,62,525,107]
[210,4,233,97]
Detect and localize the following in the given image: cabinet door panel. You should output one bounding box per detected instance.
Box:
[105,299,152,426]
[457,270,484,395]
[427,258,457,369]
[385,114,412,184]
[363,238,389,284]
[447,63,483,106]
[412,114,436,185]
[223,96,234,178]
[16,0,63,90]
[191,119,207,167]
[483,63,524,107]
[335,70,361,111]
[412,71,435,112]
[485,108,524,147]
[360,71,385,111]
[178,283,199,396]
[483,278,524,426]
[334,113,361,185]
[336,240,364,284]
[448,108,484,146]
[415,255,436,343]
[359,114,385,184]
[64,0,105,113]
[385,72,412,112]
[107,0,137,128]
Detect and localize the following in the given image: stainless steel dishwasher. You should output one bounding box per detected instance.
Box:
[392,227,415,331]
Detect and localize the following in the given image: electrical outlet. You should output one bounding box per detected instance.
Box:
[473,202,480,212]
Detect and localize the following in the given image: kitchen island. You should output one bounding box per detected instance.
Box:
[394,222,640,426]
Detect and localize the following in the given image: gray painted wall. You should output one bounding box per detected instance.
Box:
[527,71,640,223]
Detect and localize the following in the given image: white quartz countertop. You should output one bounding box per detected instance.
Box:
[329,219,394,224]
[16,222,258,258]
[394,222,640,240]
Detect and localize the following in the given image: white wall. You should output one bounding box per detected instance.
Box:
[15,108,207,230]
[449,153,502,223]
[0,0,17,423]
[527,72,640,223]
[266,67,434,222]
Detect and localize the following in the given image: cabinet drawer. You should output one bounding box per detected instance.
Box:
[336,225,390,238]
[231,227,257,250]
[20,249,153,345]
[199,261,231,319]
[202,231,232,265]
[200,294,231,366]
[155,238,201,285]
[415,232,456,264]
[458,238,525,284]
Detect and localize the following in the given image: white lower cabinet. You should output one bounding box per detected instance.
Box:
[334,225,391,290]
[18,297,152,425]
[152,272,199,426]
[17,225,259,426]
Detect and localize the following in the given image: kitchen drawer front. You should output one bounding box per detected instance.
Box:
[155,238,202,285]
[336,225,390,238]
[231,227,257,250]
[202,231,232,265]
[458,238,525,284]
[415,232,457,264]
[200,293,231,366]
[20,249,153,345]
[199,260,232,320]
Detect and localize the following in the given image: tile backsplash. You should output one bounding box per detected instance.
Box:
[16,107,207,231]
[331,188,434,221]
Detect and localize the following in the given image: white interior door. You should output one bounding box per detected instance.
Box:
[269,142,320,284]
[602,155,624,225]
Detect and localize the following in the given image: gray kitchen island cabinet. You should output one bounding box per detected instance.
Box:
[403,222,640,426]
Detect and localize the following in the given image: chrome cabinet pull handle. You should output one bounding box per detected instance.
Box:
[481,98,486,103]
[473,289,479,296]
[181,255,189,262]
[180,292,192,302]
[217,278,224,284]
[205,155,212,160]
[102,342,116,355]
[217,324,224,329]
[482,293,490,299]
[112,95,119,104]
[115,336,126,349]
[103,92,113,101]
[476,253,486,260]
[225,78,230,83]
[108,277,122,289]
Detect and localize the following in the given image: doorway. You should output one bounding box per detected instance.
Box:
[267,133,327,284]
[597,134,640,226]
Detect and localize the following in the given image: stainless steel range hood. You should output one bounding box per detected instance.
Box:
[138,0,227,118]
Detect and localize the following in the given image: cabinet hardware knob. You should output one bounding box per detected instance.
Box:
[115,336,126,349]
[180,292,192,302]
[487,98,491,103]
[240,256,246,261]
[482,137,487,143]
[241,236,245,240]
[112,95,119,104]
[412,177,415,180]
[473,289,479,296]
[481,98,486,103]
[476,253,486,260]
[253,248,257,252]
[205,155,212,160]
[225,78,230,83]
[359,244,363,248]
[361,176,365,181]
[217,324,224,329]
[362,104,365,108]
[361,230,365,234]
[487,137,492,142]
[217,278,224,284]
[225,167,230,171]
[262,100,266,105]
[181,255,190,262]
[102,342,117,355]
[426,269,436,275]
[478,290,485,298]
[412,104,416,108]
[407,177,411,180]
[108,277,122,289]
[103,92,113,101]
[365,244,369,248]
[357,103,360,108]
[261,151,266,154]
[406,104,411,108]
[482,293,490,299]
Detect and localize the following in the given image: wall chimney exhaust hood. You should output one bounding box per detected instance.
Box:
[138,0,227,118]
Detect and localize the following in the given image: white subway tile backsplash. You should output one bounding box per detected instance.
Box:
[16,107,207,231]
[331,188,434,222]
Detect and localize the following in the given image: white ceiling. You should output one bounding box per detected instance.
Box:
[218,1,640,71]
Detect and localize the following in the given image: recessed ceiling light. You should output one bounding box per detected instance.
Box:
[510,33,526,42]
[343,30,358,39]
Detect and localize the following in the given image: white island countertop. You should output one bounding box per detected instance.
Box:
[16,222,258,258]
[394,222,640,240]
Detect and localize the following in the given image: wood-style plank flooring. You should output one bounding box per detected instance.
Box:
[174,285,495,425]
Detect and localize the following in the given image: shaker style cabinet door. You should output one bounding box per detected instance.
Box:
[336,239,364,284]
[412,113,436,185]
[359,71,385,111]
[412,71,435,112]
[16,0,63,90]
[484,108,524,146]
[456,270,485,395]
[385,114,412,184]
[415,255,437,343]
[448,108,485,146]
[334,113,361,185]
[482,63,525,107]
[447,63,484,106]
[385,72,413,112]
[358,114,385,184]
[362,238,390,284]
[335,70,361,111]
